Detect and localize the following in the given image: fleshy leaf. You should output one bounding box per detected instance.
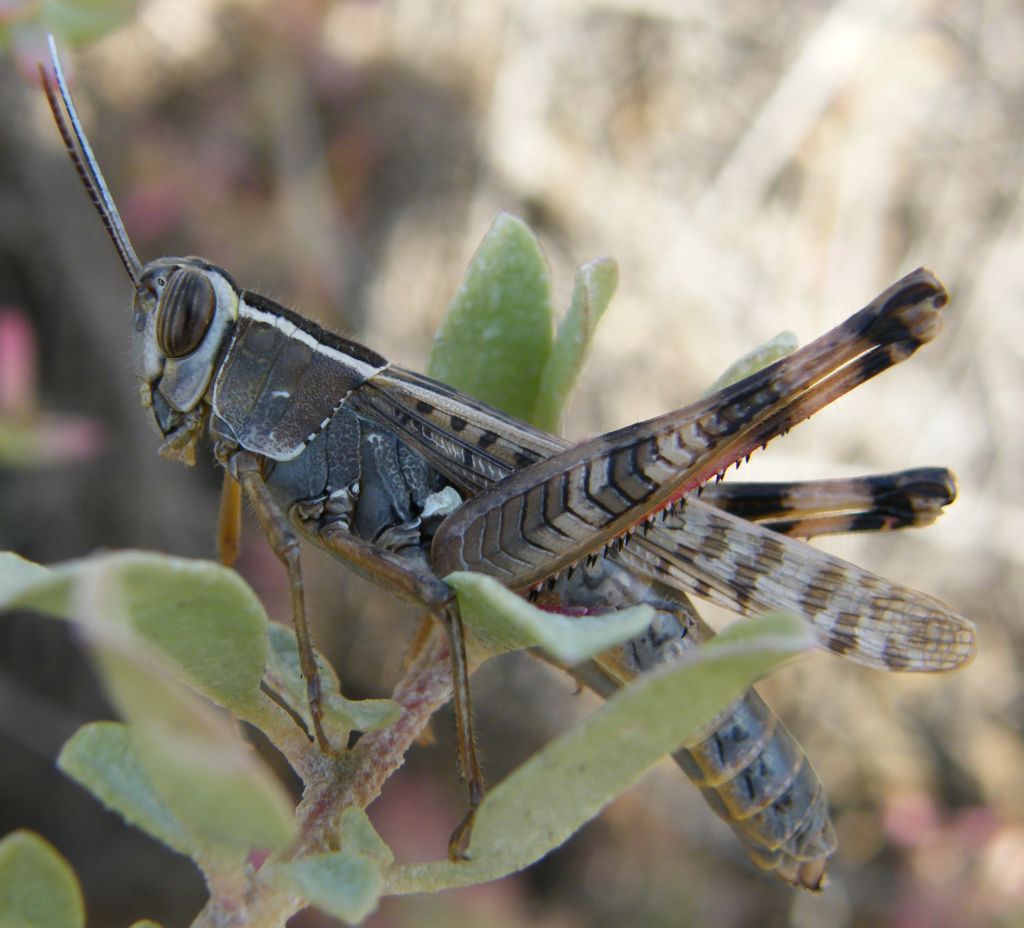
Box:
[74,562,294,854]
[4,553,293,854]
[701,330,799,397]
[5,553,295,855]
[387,613,813,892]
[532,258,618,431]
[339,808,393,867]
[58,722,201,860]
[40,0,138,45]
[95,555,269,716]
[0,831,84,928]
[428,213,552,420]
[130,713,294,855]
[324,695,401,736]
[103,663,294,855]
[264,623,400,734]
[446,571,653,663]
[269,852,385,925]
[0,552,72,618]
[267,809,392,923]
[1,552,268,718]
[0,552,53,606]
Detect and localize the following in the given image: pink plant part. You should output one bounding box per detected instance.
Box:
[0,306,104,465]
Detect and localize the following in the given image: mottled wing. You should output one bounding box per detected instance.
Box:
[617,498,975,672]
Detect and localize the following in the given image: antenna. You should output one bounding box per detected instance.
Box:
[40,35,143,285]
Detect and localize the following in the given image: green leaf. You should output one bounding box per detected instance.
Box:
[339,808,393,867]
[4,553,296,855]
[110,666,294,855]
[0,552,71,618]
[78,568,293,854]
[0,553,53,607]
[58,722,201,860]
[1,552,268,718]
[446,571,653,663]
[387,613,813,892]
[264,623,400,734]
[532,258,618,431]
[40,0,138,45]
[428,213,552,420]
[269,852,385,925]
[324,694,401,740]
[99,555,269,716]
[131,708,294,855]
[0,831,84,928]
[266,808,391,923]
[700,331,798,397]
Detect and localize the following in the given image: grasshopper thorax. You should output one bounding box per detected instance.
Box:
[133,257,240,463]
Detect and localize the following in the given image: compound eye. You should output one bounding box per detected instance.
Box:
[156,268,216,358]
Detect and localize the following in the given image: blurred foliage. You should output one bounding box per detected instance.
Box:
[0,0,137,50]
[0,831,84,928]
[0,550,811,924]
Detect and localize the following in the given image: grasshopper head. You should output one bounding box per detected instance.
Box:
[132,257,240,463]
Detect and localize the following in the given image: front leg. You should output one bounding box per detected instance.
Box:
[232,452,332,753]
[228,444,483,858]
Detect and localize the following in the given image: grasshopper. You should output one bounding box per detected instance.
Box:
[40,38,974,891]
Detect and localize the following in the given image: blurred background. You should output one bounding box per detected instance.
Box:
[1,1,1022,925]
